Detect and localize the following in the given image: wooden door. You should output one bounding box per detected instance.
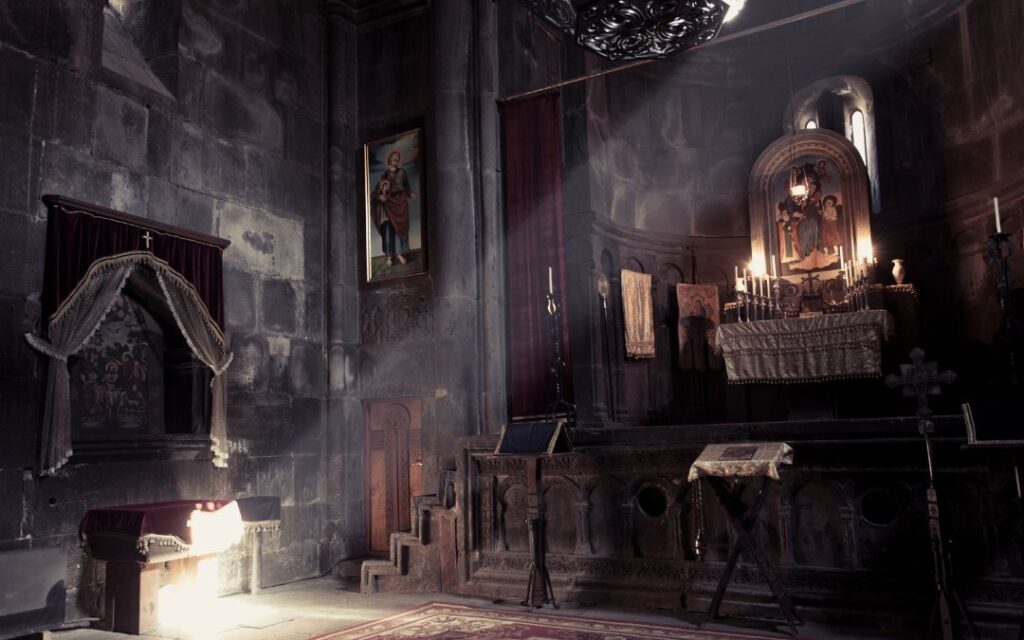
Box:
[366,399,422,553]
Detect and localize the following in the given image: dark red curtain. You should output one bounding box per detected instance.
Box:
[502,93,573,419]
[43,201,225,329]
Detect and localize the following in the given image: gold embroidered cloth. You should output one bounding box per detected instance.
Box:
[621,269,655,358]
[714,309,893,384]
[687,442,794,482]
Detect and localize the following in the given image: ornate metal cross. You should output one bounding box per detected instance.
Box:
[800,272,820,294]
[885,348,957,420]
[142,230,153,250]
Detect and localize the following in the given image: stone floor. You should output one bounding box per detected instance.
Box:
[48,575,938,640]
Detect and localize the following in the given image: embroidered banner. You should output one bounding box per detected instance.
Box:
[621,269,654,359]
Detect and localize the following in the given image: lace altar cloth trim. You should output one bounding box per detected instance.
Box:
[688,442,794,482]
[714,310,894,383]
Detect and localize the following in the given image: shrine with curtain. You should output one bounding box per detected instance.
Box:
[25,195,233,475]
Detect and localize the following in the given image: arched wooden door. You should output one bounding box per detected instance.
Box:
[365,399,422,553]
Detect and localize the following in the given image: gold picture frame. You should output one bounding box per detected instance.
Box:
[364,128,426,282]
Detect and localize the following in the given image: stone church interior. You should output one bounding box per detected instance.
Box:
[2,0,1024,638]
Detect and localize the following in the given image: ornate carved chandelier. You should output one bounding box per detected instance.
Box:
[522,0,729,61]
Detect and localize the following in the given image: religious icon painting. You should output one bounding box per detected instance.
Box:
[747,129,874,288]
[364,128,426,283]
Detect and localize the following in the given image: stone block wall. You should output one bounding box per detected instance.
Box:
[0,0,327,617]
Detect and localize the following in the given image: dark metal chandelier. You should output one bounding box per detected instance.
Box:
[522,0,729,61]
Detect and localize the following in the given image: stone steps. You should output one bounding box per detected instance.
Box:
[360,495,440,594]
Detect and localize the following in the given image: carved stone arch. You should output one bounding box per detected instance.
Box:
[658,262,684,285]
[600,248,617,276]
[749,129,873,286]
[499,481,530,552]
[585,476,629,557]
[542,476,578,554]
[624,256,646,273]
[790,478,850,568]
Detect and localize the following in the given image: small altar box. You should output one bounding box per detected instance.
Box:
[688,442,794,482]
[79,500,243,634]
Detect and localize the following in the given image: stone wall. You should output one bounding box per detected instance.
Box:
[0,0,327,618]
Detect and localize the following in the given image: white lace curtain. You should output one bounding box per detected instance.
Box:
[25,252,232,475]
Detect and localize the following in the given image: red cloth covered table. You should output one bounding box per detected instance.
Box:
[79,500,234,553]
[80,500,240,635]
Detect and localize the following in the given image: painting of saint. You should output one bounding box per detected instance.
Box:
[773,157,847,276]
[364,128,426,282]
[676,283,721,371]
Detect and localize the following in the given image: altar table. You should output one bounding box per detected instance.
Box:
[715,310,894,384]
[80,500,243,634]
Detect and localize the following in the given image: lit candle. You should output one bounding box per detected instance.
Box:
[770,255,777,278]
[839,245,845,267]
[994,197,1002,234]
[548,266,554,295]
[742,267,747,292]
[735,265,739,281]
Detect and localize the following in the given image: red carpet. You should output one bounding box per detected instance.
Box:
[312,603,773,639]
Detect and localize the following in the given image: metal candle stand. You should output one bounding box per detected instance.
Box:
[735,276,781,322]
[519,288,576,611]
[840,260,874,312]
[984,232,1019,387]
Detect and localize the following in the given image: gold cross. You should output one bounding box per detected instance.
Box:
[142,231,153,250]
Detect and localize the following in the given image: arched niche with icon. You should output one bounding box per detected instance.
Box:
[748,129,874,299]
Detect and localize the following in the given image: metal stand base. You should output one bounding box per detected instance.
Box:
[521,517,558,609]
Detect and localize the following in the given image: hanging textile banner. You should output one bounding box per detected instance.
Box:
[621,269,655,359]
[501,94,574,418]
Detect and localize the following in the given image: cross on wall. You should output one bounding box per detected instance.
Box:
[142,230,153,250]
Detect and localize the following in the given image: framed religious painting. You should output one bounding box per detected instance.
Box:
[364,128,426,282]
[748,129,874,303]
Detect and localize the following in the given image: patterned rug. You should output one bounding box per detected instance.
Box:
[311,603,771,639]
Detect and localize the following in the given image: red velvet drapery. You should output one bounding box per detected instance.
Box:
[502,94,574,418]
[42,196,227,330]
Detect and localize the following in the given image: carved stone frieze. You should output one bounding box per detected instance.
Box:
[360,290,435,344]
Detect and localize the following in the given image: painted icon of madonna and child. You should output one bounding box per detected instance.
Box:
[773,158,847,274]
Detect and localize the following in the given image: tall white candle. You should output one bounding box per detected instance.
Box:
[548,266,554,294]
[839,245,844,267]
[735,265,739,281]
[770,255,777,278]
[994,197,1002,234]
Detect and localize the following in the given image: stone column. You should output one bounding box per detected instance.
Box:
[322,0,364,563]
[424,0,483,482]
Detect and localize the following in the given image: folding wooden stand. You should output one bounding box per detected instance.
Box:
[702,476,800,635]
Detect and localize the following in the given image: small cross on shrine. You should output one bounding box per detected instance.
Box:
[800,272,820,294]
[885,347,957,420]
[142,230,153,250]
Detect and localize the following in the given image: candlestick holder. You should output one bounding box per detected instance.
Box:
[984,232,1020,387]
[545,292,576,419]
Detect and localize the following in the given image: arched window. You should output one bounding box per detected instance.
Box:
[786,76,879,213]
[850,109,867,161]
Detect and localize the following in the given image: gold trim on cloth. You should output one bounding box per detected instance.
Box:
[714,309,894,384]
[688,442,794,482]
[621,269,655,358]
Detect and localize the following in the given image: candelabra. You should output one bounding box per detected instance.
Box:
[735,276,781,322]
[843,269,870,311]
